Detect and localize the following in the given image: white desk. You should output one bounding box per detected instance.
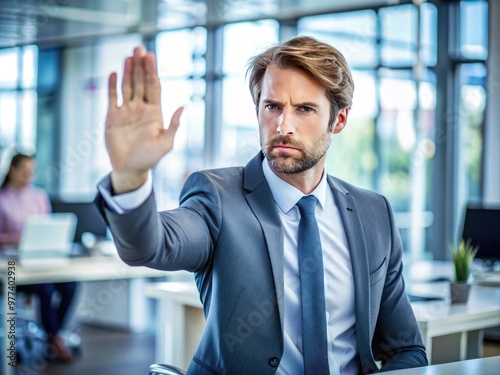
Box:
[383,356,500,375]
[146,280,500,369]
[4,255,169,285]
[0,254,188,375]
[144,281,203,370]
[409,283,500,364]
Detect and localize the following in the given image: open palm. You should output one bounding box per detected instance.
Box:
[105,47,183,193]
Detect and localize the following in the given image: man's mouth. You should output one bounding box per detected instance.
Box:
[273,144,297,152]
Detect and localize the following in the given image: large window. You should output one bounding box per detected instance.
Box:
[0,46,38,154]
[219,20,279,167]
[155,27,207,209]
[299,3,438,259]
[457,64,486,204]
[453,0,488,233]
[459,1,488,60]
[58,35,143,200]
[3,0,488,263]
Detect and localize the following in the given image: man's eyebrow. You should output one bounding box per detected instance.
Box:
[262,99,282,105]
[294,101,320,108]
[261,99,320,108]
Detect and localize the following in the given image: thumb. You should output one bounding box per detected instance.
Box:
[161,106,184,147]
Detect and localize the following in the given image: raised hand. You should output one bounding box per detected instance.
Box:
[105,47,183,194]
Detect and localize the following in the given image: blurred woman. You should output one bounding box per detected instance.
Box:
[0,153,76,362]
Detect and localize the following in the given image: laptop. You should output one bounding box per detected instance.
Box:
[17,213,78,267]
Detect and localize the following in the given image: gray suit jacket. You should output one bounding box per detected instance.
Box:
[95,152,427,374]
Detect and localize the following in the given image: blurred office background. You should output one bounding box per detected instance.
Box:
[1,0,498,263]
[0,0,499,373]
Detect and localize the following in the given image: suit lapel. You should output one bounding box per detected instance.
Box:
[241,157,372,358]
[328,176,372,366]
[243,153,285,328]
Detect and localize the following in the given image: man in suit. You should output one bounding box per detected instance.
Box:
[96,36,427,374]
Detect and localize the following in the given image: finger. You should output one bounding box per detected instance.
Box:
[108,72,118,109]
[144,52,161,104]
[132,47,146,101]
[122,56,133,104]
[163,106,184,138]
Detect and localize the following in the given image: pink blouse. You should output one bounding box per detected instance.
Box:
[0,185,51,244]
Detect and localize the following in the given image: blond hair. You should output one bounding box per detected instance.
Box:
[247,36,354,129]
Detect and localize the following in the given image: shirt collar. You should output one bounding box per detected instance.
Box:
[262,157,328,214]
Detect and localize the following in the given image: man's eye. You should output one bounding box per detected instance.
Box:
[299,106,314,113]
[266,104,278,110]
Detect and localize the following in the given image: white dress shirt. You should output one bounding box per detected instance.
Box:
[261,160,359,375]
[100,160,360,374]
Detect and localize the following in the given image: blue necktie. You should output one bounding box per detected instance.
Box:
[296,195,329,374]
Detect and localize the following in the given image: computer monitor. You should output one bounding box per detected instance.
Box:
[461,206,500,262]
[50,200,107,243]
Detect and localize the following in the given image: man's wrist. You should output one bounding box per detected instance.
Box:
[110,170,149,195]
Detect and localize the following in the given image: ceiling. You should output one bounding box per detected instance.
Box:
[0,0,405,48]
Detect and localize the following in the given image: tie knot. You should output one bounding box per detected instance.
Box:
[296,195,318,215]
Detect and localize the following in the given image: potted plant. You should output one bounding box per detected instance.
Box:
[449,238,479,304]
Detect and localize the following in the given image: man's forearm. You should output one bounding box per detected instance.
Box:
[379,346,428,372]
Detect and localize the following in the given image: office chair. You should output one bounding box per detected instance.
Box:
[149,363,186,375]
[15,292,46,360]
[15,291,81,364]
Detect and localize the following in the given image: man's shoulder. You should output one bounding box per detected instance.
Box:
[182,166,246,194]
[327,175,385,202]
[179,166,247,206]
[189,165,245,181]
[188,153,262,185]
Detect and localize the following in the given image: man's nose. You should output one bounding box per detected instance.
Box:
[277,111,295,135]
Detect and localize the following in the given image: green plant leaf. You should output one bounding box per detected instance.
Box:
[449,238,479,282]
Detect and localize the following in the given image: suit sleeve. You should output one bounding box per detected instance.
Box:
[372,196,428,372]
[94,171,222,272]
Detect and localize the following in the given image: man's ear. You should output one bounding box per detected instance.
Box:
[332,107,349,134]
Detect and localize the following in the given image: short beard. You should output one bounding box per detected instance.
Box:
[262,134,331,174]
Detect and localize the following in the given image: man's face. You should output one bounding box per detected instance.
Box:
[258,65,343,175]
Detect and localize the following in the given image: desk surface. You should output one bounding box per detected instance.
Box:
[146,281,500,321]
[408,282,500,333]
[145,281,202,308]
[0,254,184,284]
[383,356,500,374]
